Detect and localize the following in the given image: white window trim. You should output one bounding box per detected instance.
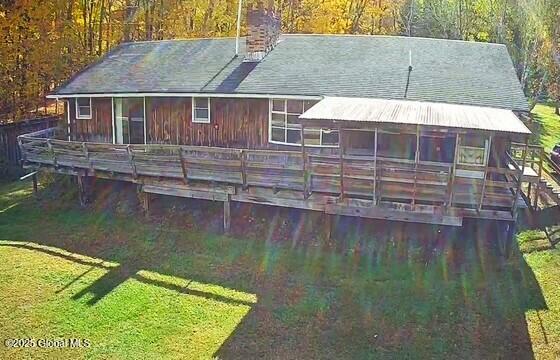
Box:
[192,97,211,124]
[75,97,92,119]
[111,97,147,145]
[268,99,339,148]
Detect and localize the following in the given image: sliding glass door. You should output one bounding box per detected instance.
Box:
[114,98,145,144]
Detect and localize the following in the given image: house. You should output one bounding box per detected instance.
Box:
[18,6,542,232]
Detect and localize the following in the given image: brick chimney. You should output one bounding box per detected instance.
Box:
[245,2,281,62]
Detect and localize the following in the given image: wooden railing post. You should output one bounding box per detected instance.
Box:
[372,128,378,204]
[478,135,492,211]
[179,147,189,185]
[17,136,26,165]
[240,149,247,190]
[534,147,544,210]
[447,134,460,208]
[46,139,57,167]
[412,125,420,207]
[512,137,529,217]
[338,127,345,199]
[82,142,93,171]
[301,124,310,199]
[126,145,137,179]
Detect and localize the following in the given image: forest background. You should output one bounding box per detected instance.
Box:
[0,0,558,122]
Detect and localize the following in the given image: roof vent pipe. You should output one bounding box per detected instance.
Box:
[405,50,413,98]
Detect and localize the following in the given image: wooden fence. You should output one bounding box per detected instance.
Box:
[0,116,61,167]
[19,127,523,216]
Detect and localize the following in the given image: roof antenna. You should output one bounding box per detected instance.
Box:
[235,0,243,57]
[404,49,413,98]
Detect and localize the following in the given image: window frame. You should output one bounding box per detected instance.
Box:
[457,135,489,167]
[75,97,92,120]
[192,97,211,124]
[112,97,147,145]
[268,98,338,148]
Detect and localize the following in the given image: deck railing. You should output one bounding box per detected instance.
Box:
[19,128,523,214]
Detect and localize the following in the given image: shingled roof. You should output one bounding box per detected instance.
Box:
[54,34,529,111]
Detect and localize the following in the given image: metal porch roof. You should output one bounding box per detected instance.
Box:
[299,97,531,134]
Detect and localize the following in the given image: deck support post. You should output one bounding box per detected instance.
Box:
[504,222,516,260]
[223,196,231,234]
[138,185,150,216]
[324,212,333,244]
[77,175,87,207]
[32,173,38,196]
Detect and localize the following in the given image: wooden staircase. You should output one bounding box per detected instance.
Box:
[545,226,560,248]
[511,142,560,209]
[539,177,560,204]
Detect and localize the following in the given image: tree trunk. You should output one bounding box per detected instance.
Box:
[555,104,559,116]
[98,0,106,55]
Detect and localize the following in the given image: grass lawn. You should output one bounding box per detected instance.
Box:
[0,103,558,358]
[530,104,560,151]
[0,177,558,359]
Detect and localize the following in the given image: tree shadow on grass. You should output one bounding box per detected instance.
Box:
[212,219,548,359]
[0,180,550,359]
[0,242,257,308]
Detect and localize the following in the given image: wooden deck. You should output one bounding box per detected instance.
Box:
[18,128,528,227]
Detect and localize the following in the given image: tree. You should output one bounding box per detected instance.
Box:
[0,0,558,121]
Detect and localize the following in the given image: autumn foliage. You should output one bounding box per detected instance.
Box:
[0,0,558,121]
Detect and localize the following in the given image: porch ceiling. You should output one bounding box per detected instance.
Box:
[299,97,531,135]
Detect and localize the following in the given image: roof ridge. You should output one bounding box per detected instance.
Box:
[122,36,239,45]
[281,33,506,47]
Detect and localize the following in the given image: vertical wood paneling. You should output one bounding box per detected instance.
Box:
[69,97,112,143]
[147,97,269,148]
[70,96,269,148]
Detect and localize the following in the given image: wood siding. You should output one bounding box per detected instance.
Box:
[69,98,113,143]
[146,97,269,148]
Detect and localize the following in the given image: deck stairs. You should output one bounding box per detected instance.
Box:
[544,226,560,248]
[539,177,560,204]
[538,153,560,207]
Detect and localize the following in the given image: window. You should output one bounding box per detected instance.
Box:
[345,130,376,155]
[192,97,210,123]
[377,132,416,160]
[76,98,92,119]
[419,135,456,163]
[269,98,338,147]
[458,135,489,166]
[114,98,145,144]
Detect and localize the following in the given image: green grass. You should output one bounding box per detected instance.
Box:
[0,177,559,359]
[0,243,255,360]
[523,248,560,359]
[530,104,560,151]
[1,104,560,358]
